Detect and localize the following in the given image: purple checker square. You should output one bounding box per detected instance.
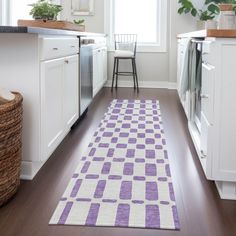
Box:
[99,143,109,148]
[70,179,82,198]
[93,157,105,162]
[123,163,134,175]
[155,133,161,139]
[112,109,120,114]
[81,156,87,161]
[138,124,145,129]
[107,123,116,128]
[115,128,121,132]
[81,161,90,174]
[58,202,73,224]
[127,104,134,108]
[125,109,133,114]
[139,110,146,115]
[157,159,165,164]
[119,132,129,138]
[95,137,101,143]
[124,116,132,120]
[153,110,158,115]
[145,205,160,228]
[111,137,118,143]
[72,173,79,178]
[86,203,100,226]
[88,143,93,148]
[138,133,145,138]
[109,175,122,180]
[115,103,122,108]
[135,158,145,163]
[164,150,168,159]
[86,174,99,179]
[115,204,130,227]
[60,197,67,201]
[76,198,91,202]
[165,164,171,177]
[140,104,146,109]
[128,138,137,144]
[94,180,106,198]
[113,158,125,162]
[146,129,154,134]
[89,148,96,157]
[136,144,145,149]
[146,138,155,145]
[146,150,155,159]
[162,139,166,145]
[158,177,168,182]
[153,117,159,122]
[103,132,113,137]
[126,149,135,158]
[131,120,138,124]
[146,164,157,176]
[130,128,138,133]
[107,148,115,157]
[154,124,160,129]
[101,162,111,174]
[155,145,163,150]
[132,200,144,204]
[146,182,158,200]
[134,176,146,181]
[139,116,145,121]
[110,115,118,120]
[122,123,131,129]
[172,206,180,229]
[102,199,117,203]
[169,183,176,201]
[120,181,132,200]
[116,143,127,149]
[100,128,105,132]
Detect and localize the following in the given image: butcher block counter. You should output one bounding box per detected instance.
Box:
[178,29,236,38]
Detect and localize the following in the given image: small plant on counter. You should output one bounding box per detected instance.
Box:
[29,0,63,21]
[178,0,220,20]
[73,19,85,25]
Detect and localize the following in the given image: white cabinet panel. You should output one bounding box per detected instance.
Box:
[93,47,108,97]
[63,55,79,130]
[41,58,64,161]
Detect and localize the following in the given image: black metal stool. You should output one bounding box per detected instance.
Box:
[111,34,139,91]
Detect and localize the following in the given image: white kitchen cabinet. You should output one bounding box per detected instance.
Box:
[177,35,236,200]
[41,55,79,161]
[63,55,79,130]
[93,46,108,97]
[0,34,79,179]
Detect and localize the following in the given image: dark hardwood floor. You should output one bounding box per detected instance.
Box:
[0,88,236,236]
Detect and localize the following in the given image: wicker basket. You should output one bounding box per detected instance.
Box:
[0,92,23,207]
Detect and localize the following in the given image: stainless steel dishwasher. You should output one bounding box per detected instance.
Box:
[79,37,94,115]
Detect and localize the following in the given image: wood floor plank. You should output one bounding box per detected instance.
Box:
[0,88,235,236]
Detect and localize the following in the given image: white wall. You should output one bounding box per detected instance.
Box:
[61,0,203,86]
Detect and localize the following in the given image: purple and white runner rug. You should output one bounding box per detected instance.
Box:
[50,100,180,230]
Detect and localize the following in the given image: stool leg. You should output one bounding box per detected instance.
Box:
[134,58,139,92]
[111,58,116,91]
[115,58,119,88]
[132,58,136,89]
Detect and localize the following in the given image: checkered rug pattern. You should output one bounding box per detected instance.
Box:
[49,99,180,230]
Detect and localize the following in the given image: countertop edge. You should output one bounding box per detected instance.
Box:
[0,26,106,37]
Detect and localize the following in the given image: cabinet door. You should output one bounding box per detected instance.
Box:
[63,55,79,130]
[102,47,108,83]
[93,49,100,97]
[41,58,64,161]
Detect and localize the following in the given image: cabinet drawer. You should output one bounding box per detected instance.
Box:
[40,37,79,61]
[201,62,215,124]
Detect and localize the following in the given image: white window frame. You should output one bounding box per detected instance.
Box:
[104,0,168,53]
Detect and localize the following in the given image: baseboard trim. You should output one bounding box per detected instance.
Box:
[215,181,236,200]
[20,161,44,180]
[105,80,177,90]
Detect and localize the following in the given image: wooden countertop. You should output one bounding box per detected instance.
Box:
[177,29,236,38]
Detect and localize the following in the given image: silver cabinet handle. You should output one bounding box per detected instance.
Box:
[201,150,207,158]
[65,60,69,64]
[201,94,209,99]
[71,45,75,48]
[53,47,59,50]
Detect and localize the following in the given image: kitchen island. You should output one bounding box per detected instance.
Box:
[0,26,106,180]
[177,29,236,200]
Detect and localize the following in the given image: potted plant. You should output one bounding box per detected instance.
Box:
[29,0,63,21]
[178,0,220,29]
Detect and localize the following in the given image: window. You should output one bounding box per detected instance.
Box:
[9,0,35,26]
[104,0,167,52]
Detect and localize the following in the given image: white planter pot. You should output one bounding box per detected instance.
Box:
[196,20,205,30]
